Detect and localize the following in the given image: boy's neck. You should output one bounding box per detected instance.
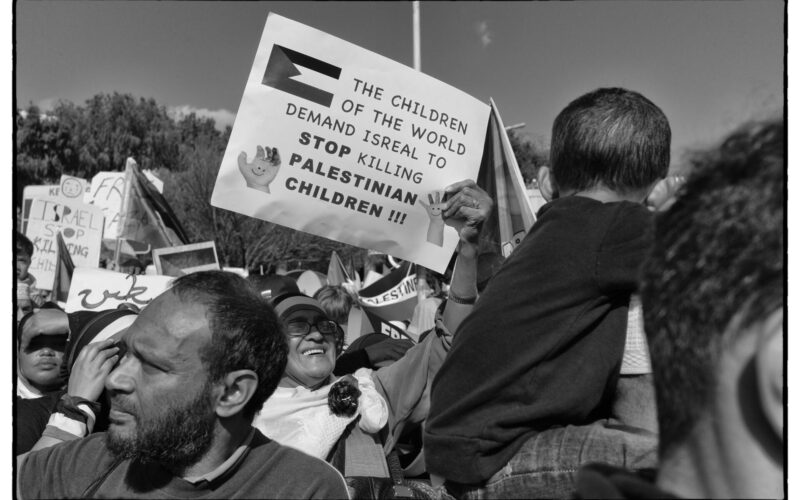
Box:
[560,183,649,204]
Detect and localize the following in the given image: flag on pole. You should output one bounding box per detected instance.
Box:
[118,158,188,250]
[51,231,75,303]
[474,99,537,283]
[357,261,417,322]
[326,251,351,286]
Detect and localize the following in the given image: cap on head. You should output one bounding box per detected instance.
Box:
[272,293,328,320]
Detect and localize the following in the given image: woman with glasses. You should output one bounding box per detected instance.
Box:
[252,293,389,460]
[252,179,493,486]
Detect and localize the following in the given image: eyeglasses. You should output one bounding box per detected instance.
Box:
[285,319,339,337]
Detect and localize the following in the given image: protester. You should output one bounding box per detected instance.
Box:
[17,271,349,499]
[252,177,492,482]
[576,118,785,499]
[17,308,69,399]
[16,307,138,455]
[16,231,45,316]
[425,87,671,498]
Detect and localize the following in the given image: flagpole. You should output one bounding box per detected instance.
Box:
[412,1,421,71]
[115,159,135,269]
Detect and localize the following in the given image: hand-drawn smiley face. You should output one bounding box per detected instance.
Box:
[238,145,281,194]
[61,179,83,198]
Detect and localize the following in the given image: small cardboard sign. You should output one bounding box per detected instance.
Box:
[152,241,220,277]
[65,267,173,313]
[211,13,490,273]
[25,197,105,290]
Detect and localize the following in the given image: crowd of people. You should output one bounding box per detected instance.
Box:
[14,86,784,499]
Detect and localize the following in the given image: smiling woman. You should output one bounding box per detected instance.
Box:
[252,293,388,460]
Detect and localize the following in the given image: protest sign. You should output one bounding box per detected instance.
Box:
[87,170,164,238]
[25,197,105,290]
[211,13,490,273]
[21,185,60,233]
[65,267,173,313]
[152,241,220,277]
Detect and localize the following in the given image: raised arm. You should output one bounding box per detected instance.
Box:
[440,179,492,334]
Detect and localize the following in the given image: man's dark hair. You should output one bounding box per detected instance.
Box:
[550,87,671,193]
[640,118,784,457]
[170,271,288,420]
[16,231,34,257]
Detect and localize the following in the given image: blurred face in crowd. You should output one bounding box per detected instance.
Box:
[16,251,31,280]
[282,308,338,390]
[18,333,67,391]
[105,290,220,467]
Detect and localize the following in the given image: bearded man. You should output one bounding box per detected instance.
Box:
[16,271,349,499]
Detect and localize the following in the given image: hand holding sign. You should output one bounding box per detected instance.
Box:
[238,145,282,194]
[442,179,493,245]
[420,191,446,247]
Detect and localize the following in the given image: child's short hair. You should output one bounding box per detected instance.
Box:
[550,87,671,193]
[16,231,34,257]
[313,285,354,325]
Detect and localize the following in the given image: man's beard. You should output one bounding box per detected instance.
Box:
[106,381,217,470]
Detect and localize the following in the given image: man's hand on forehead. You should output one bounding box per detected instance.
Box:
[20,309,70,352]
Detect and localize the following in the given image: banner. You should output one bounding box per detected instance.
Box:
[51,231,76,303]
[118,158,188,249]
[25,197,105,290]
[211,13,490,273]
[86,169,165,238]
[358,261,417,322]
[474,99,537,284]
[65,267,173,313]
[362,308,415,343]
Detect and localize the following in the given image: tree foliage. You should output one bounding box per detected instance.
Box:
[16,93,366,272]
[507,129,549,185]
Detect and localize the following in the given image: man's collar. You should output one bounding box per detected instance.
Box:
[182,428,255,485]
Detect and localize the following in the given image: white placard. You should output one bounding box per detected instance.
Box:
[86,170,164,238]
[65,268,174,313]
[211,13,490,273]
[21,185,60,233]
[25,197,105,290]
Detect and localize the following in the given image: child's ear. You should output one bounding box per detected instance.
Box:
[537,166,557,201]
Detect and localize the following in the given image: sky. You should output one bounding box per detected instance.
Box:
[14,1,785,167]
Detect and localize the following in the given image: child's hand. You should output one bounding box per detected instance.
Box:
[19,309,70,352]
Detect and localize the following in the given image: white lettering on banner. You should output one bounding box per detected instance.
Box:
[359,277,417,306]
[211,13,490,273]
[66,268,173,313]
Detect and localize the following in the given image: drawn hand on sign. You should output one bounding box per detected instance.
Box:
[420,191,447,247]
[238,145,281,194]
[441,180,494,246]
